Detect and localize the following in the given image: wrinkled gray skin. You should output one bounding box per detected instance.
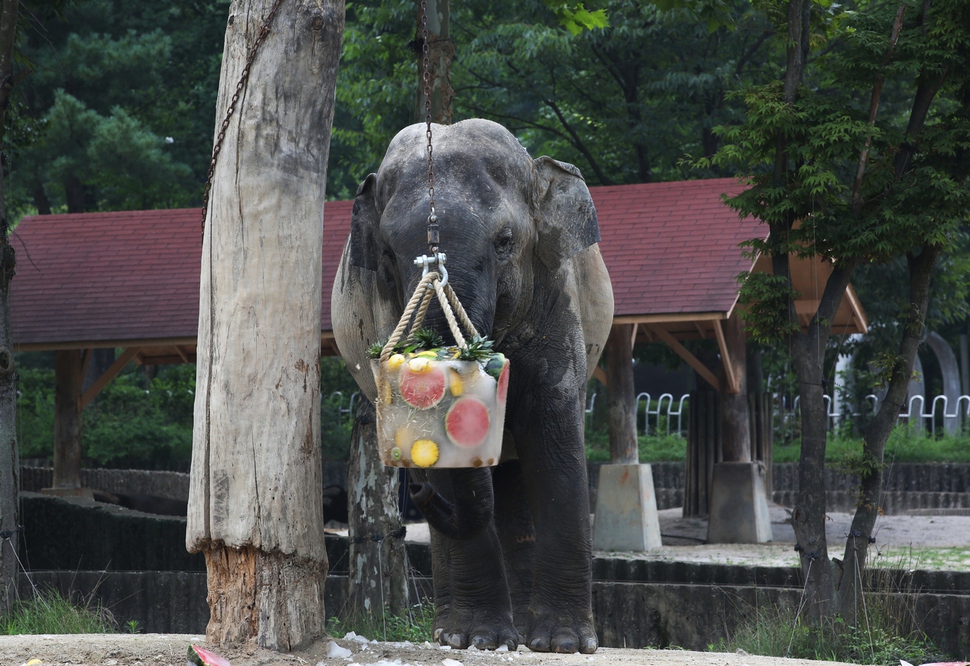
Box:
[332,119,613,654]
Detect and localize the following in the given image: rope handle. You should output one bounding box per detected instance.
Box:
[380,272,480,362]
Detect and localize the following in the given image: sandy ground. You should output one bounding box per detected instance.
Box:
[3,507,968,666]
[0,633,877,666]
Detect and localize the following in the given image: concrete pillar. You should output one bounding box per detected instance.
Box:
[592,463,661,551]
[706,461,773,544]
[593,325,659,551]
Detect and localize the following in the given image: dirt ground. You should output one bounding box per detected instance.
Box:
[3,506,968,666]
[0,633,876,666]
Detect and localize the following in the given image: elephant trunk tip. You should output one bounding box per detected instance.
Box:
[408,475,493,541]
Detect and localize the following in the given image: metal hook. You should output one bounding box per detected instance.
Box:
[414,252,448,287]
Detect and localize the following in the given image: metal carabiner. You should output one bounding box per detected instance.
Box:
[414,252,448,287]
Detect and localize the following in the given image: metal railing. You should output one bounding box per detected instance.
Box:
[587,391,690,436]
[783,392,970,436]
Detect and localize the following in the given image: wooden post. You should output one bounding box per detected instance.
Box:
[186,0,345,650]
[605,323,638,464]
[53,350,83,489]
[719,313,751,462]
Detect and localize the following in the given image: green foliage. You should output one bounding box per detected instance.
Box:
[694,0,970,345]
[15,366,56,461]
[331,0,772,192]
[327,601,435,643]
[543,2,610,34]
[585,421,688,462]
[6,0,229,215]
[1,588,115,635]
[82,367,193,470]
[773,425,970,464]
[713,581,944,665]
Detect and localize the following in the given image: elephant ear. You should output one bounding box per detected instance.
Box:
[349,173,380,271]
[533,156,601,272]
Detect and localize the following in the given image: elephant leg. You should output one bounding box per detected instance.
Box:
[422,469,517,650]
[512,384,598,654]
[492,460,535,640]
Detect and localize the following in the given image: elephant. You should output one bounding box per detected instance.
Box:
[331,118,613,654]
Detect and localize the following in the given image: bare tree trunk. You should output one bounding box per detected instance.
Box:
[0,0,19,616]
[53,350,83,488]
[346,400,410,620]
[605,324,637,464]
[837,245,940,621]
[187,0,344,650]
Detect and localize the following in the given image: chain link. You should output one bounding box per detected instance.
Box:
[421,0,438,255]
[201,0,285,238]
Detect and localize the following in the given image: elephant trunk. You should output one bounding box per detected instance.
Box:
[409,469,494,540]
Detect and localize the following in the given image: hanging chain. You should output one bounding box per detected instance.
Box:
[200,0,285,238]
[421,0,438,256]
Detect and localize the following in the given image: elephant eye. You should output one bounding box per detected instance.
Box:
[494,228,513,259]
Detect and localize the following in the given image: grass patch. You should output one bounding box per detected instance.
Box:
[2,589,115,635]
[327,601,435,643]
[713,601,944,665]
[773,425,970,464]
[585,426,687,463]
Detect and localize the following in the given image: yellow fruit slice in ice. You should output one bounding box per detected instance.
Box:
[449,368,463,396]
[410,439,440,467]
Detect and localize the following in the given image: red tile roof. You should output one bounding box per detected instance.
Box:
[9,179,763,351]
[591,178,761,318]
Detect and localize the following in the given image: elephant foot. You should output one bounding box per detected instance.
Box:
[525,605,598,654]
[433,607,518,651]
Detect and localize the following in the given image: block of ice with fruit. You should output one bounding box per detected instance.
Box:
[369,333,509,468]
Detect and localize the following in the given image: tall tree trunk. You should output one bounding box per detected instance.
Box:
[837,244,940,621]
[414,0,453,124]
[788,261,858,620]
[605,323,637,464]
[186,0,344,650]
[53,350,83,488]
[0,0,19,616]
[346,400,410,620]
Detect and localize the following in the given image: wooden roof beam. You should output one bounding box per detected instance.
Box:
[713,320,741,394]
[647,324,721,392]
[78,347,140,412]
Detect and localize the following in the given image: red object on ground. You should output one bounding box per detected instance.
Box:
[190,645,232,666]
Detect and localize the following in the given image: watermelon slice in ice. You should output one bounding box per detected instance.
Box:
[398,361,447,409]
[496,360,510,404]
[445,397,491,448]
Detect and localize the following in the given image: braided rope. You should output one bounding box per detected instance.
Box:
[433,278,467,349]
[380,271,479,361]
[412,282,436,335]
[381,272,438,361]
[444,283,479,340]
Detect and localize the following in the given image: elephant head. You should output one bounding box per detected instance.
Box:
[347,118,601,354]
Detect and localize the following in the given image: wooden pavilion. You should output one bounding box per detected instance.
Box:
[9,178,868,496]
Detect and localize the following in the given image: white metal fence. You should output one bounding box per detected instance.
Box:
[329,389,970,438]
[782,392,970,436]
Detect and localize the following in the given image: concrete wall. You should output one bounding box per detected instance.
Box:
[17,493,970,657]
[19,493,203,571]
[20,461,970,514]
[22,568,969,658]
